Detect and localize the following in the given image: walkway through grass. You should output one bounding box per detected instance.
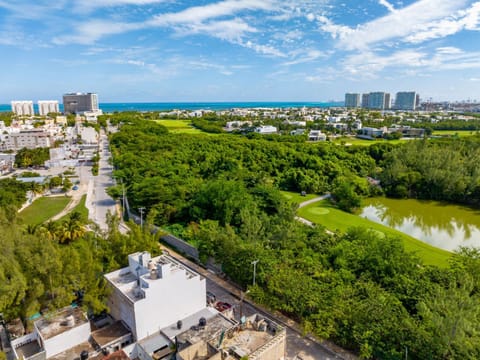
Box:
[18,196,71,226]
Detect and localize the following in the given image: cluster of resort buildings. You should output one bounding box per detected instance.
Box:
[10,93,102,117]
[1,251,286,360]
[344,91,420,111]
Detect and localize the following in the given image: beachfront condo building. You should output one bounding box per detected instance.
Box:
[395,91,417,110]
[11,100,34,116]
[63,93,99,114]
[345,93,361,108]
[38,100,60,115]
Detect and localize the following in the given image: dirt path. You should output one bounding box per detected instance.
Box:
[49,183,88,221]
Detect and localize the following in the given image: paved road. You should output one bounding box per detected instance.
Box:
[161,245,357,360]
[87,130,118,231]
[298,194,331,208]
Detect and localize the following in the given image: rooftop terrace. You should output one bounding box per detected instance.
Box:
[35,307,88,340]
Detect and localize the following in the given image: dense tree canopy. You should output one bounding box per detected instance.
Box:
[107,115,480,359]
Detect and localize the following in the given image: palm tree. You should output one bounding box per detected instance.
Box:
[39,220,58,241]
[59,217,85,244]
[24,223,39,235]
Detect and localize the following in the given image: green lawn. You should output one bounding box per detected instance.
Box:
[18,196,71,226]
[432,130,479,137]
[280,190,319,204]
[331,137,410,146]
[297,200,450,267]
[155,119,204,134]
[58,195,89,223]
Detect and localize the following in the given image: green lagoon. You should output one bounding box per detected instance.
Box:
[361,198,480,252]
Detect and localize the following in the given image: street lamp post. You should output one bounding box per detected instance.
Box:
[139,207,145,229]
[251,259,259,287]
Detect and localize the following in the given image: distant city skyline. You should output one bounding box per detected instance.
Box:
[0,1,479,103]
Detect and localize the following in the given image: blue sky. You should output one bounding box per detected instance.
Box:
[0,0,479,103]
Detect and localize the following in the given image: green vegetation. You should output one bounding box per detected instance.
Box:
[91,153,99,176]
[155,119,205,134]
[17,171,41,178]
[280,190,318,204]
[58,195,89,223]
[297,199,450,267]
[107,115,480,359]
[15,147,50,168]
[18,196,71,226]
[432,129,478,137]
[0,183,160,321]
[380,139,480,204]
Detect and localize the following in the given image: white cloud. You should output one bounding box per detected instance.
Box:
[240,40,286,57]
[318,0,469,50]
[282,49,326,66]
[341,46,480,78]
[74,0,167,13]
[173,18,257,41]
[436,47,463,54]
[147,0,276,26]
[378,0,396,12]
[53,20,141,44]
[405,2,480,43]
[54,0,277,48]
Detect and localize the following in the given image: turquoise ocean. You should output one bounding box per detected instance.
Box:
[0,101,343,113]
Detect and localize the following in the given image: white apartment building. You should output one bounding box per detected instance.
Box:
[38,101,59,115]
[105,252,206,341]
[1,129,52,151]
[11,101,34,116]
[254,125,278,134]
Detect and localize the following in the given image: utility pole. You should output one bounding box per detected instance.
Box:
[139,207,145,229]
[251,259,259,286]
[121,180,126,219]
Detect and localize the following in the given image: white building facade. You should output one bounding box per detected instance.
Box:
[38,101,59,116]
[105,252,206,341]
[1,130,52,151]
[11,101,34,116]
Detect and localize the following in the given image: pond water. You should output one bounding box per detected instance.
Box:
[360,198,480,252]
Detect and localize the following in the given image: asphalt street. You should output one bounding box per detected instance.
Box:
[88,130,118,231]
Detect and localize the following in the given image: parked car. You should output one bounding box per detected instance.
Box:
[215,301,232,312]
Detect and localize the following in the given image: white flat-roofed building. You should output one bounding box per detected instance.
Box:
[11,101,34,116]
[254,125,277,134]
[10,307,91,360]
[105,252,206,341]
[2,129,52,151]
[38,101,59,116]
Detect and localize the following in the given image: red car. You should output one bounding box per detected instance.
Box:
[215,301,232,312]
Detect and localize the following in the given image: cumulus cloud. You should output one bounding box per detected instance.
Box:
[406,1,480,43]
[318,0,470,50]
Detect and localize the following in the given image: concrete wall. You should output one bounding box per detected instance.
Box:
[178,340,209,360]
[107,286,137,340]
[250,329,286,360]
[161,234,199,261]
[43,322,91,358]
